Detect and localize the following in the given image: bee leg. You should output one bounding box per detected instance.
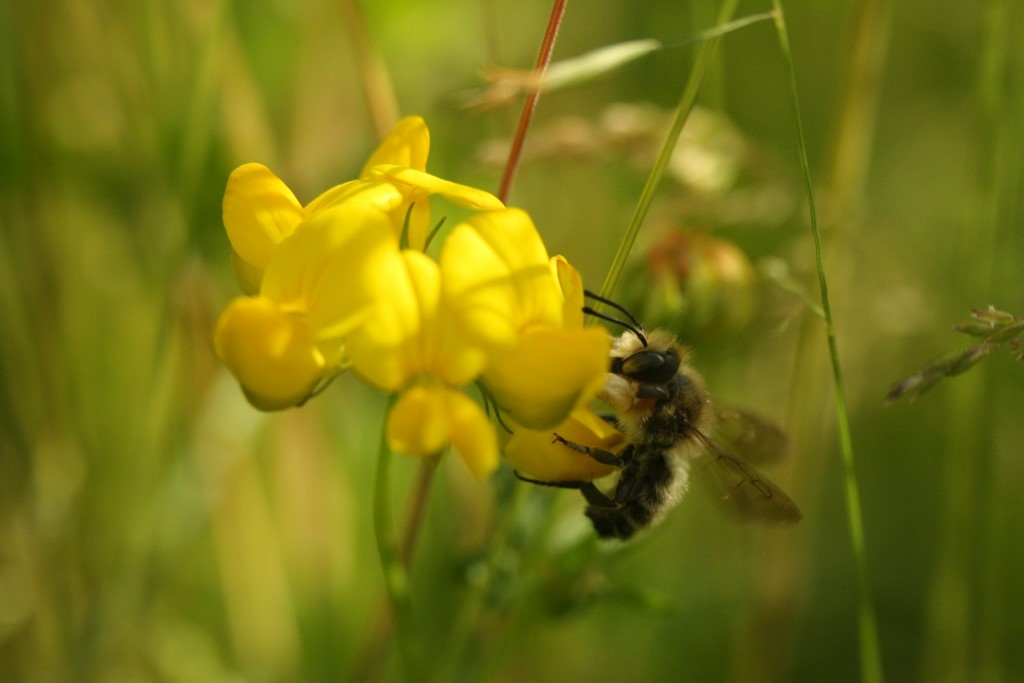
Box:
[551,433,625,468]
[635,382,670,400]
[512,472,619,509]
[578,482,618,508]
[514,470,591,490]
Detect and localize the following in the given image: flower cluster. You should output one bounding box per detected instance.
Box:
[214,117,612,478]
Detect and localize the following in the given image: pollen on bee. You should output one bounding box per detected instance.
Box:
[600,373,635,413]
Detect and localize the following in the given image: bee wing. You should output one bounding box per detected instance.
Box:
[712,406,791,466]
[692,430,802,524]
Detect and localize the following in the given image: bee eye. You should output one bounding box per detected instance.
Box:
[615,349,680,384]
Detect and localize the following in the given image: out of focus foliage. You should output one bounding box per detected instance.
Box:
[2,1,1023,682]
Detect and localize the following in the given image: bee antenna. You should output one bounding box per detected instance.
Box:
[583,290,648,347]
[584,291,645,327]
[582,306,648,347]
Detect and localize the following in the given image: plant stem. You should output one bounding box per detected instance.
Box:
[497,0,567,203]
[400,456,439,563]
[354,456,438,681]
[596,0,740,301]
[341,0,400,140]
[372,396,422,679]
[431,483,527,683]
[771,4,884,683]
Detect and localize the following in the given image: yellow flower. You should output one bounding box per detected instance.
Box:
[346,249,497,476]
[221,118,429,293]
[213,296,330,411]
[222,163,306,295]
[440,208,612,430]
[214,182,405,410]
[346,249,489,391]
[493,250,629,483]
[357,115,503,250]
[359,115,430,175]
[440,207,561,352]
[216,115,507,413]
[482,326,610,428]
[504,409,625,482]
[215,116,602,478]
[342,210,606,477]
[387,385,497,479]
[365,164,503,249]
[222,117,502,295]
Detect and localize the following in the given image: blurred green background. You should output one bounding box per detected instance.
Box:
[2,0,1023,681]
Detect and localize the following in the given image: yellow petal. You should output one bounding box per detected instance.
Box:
[261,182,403,341]
[572,407,629,441]
[230,249,264,296]
[462,209,563,326]
[213,296,328,411]
[347,250,490,391]
[387,385,448,454]
[485,326,611,429]
[301,176,393,216]
[451,207,549,264]
[441,208,562,351]
[303,178,434,250]
[504,409,625,482]
[447,392,500,478]
[387,386,498,478]
[360,116,431,177]
[367,164,504,211]
[439,223,522,350]
[550,255,586,329]
[346,250,437,391]
[406,196,432,252]
[223,163,305,270]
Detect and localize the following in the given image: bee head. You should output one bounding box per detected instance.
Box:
[612,345,681,385]
[609,329,685,402]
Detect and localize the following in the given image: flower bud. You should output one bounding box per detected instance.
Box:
[624,229,757,337]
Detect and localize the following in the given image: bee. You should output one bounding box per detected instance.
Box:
[516,292,801,540]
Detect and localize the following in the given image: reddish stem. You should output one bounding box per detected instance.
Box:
[497,0,568,203]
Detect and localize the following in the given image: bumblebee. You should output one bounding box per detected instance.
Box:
[516,292,801,540]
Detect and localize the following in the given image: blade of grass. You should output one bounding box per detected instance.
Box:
[973,0,1020,676]
[770,4,884,683]
[595,0,741,301]
[464,14,773,112]
[922,1,1017,679]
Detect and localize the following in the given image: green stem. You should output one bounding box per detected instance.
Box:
[354,456,438,682]
[771,4,884,683]
[596,0,740,301]
[431,483,527,683]
[373,395,421,679]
